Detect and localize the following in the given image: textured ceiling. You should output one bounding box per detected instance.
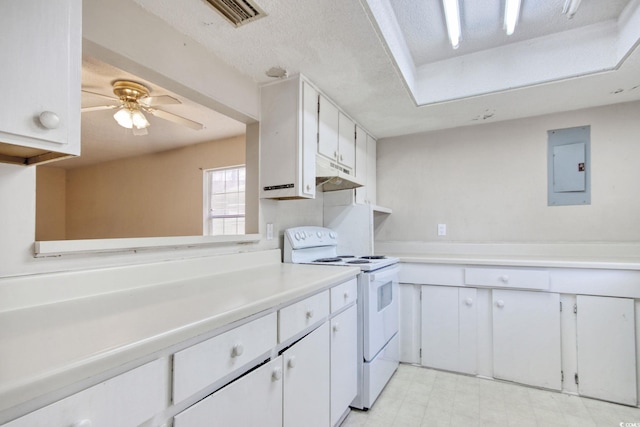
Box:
[127,0,640,139]
[74,0,640,167]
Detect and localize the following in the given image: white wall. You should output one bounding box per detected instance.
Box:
[376,100,640,243]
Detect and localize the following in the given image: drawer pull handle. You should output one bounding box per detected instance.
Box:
[39,111,60,129]
[306,308,314,319]
[499,275,509,283]
[231,343,245,357]
[72,420,92,427]
[272,366,283,381]
[288,356,297,369]
[496,300,505,308]
[343,291,349,299]
[333,322,340,332]
[464,298,473,306]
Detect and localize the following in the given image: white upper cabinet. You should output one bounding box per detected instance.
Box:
[318,95,356,171]
[354,129,377,205]
[260,76,317,199]
[337,112,355,170]
[0,0,81,165]
[318,95,340,162]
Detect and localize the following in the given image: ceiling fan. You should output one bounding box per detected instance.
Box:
[81,80,204,136]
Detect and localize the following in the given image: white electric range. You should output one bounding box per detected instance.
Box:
[283,226,400,410]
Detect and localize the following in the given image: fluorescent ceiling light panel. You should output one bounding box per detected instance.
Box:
[504,0,521,35]
[442,0,461,49]
[562,0,582,18]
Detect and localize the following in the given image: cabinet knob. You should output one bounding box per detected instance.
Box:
[231,343,245,357]
[39,111,60,129]
[340,154,343,161]
[272,366,283,381]
[496,300,505,308]
[464,298,473,306]
[334,151,338,159]
[343,291,349,299]
[288,356,297,368]
[499,275,509,283]
[72,420,92,427]
[306,185,311,191]
[306,308,314,319]
[333,323,340,332]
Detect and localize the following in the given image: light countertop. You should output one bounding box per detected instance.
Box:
[0,252,359,417]
[376,241,640,270]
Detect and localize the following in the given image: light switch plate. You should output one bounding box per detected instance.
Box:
[437,224,447,236]
[266,223,274,240]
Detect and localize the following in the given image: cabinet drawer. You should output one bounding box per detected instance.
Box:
[464,267,549,290]
[279,291,330,343]
[174,357,283,427]
[5,359,168,427]
[173,313,277,403]
[330,278,357,313]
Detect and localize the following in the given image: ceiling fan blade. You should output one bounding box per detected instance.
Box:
[138,95,181,107]
[82,89,118,101]
[147,108,204,130]
[81,105,119,113]
[132,127,149,136]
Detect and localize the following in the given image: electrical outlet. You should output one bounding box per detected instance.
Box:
[266,223,274,240]
[437,224,447,236]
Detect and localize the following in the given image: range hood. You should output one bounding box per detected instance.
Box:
[315,155,364,192]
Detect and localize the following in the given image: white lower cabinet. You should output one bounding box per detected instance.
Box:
[330,304,358,426]
[283,322,330,427]
[421,285,477,374]
[576,295,637,405]
[492,289,561,390]
[173,357,283,427]
[5,359,168,427]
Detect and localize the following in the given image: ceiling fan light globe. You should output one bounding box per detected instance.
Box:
[132,110,150,129]
[113,108,134,129]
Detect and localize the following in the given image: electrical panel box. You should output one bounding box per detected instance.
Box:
[547,126,590,206]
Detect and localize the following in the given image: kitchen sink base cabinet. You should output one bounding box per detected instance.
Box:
[403,263,640,407]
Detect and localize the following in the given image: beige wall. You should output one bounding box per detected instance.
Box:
[376,100,640,243]
[35,167,67,241]
[37,136,245,240]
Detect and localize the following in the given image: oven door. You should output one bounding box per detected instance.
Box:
[362,264,400,361]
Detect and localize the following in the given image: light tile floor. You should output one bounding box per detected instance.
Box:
[342,363,640,427]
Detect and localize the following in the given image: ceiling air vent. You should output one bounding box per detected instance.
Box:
[203,0,266,27]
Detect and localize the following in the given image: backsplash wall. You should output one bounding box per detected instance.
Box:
[375,100,640,243]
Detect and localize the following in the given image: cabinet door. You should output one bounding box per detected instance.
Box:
[331,305,358,426]
[337,113,355,170]
[5,359,167,427]
[493,290,561,390]
[576,295,637,405]
[0,0,81,154]
[366,134,377,205]
[318,95,339,162]
[301,82,318,198]
[283,322,330,427]
[421,286,477,374]
[174,357,283,427]
[354,126,368,204]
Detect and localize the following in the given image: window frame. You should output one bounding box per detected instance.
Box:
[203,165,246,236]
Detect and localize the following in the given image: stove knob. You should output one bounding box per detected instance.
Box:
[329,232,336,239]
[317,231,323,238]
[294,232,301,241]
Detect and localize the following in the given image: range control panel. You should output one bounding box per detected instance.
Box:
[284,226,337,250]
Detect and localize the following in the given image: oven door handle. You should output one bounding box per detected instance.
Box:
[369,265,400,282]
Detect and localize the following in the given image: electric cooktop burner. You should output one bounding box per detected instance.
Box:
[360,255,386,260]
[347,260,371,264]
[313,257,343,263]
[338,255,355,258]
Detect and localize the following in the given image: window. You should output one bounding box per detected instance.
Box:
[203,166,245,235]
